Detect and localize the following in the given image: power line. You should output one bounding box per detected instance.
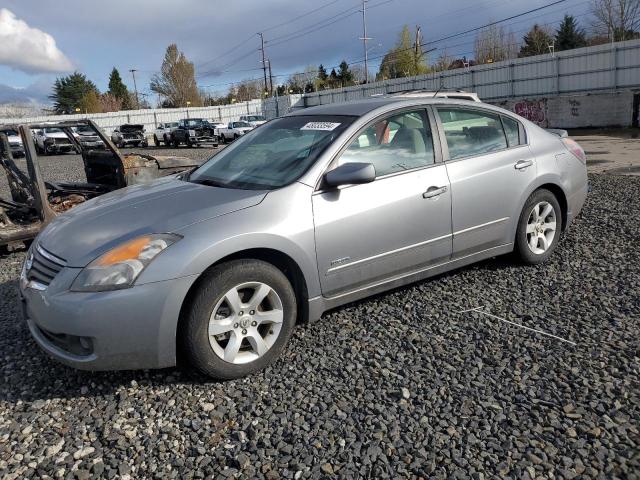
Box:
[262,0,343,33]
[201,0,573,93]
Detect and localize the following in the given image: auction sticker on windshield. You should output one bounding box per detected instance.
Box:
[300,122,341,131]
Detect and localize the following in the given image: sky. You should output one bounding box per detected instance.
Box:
[0,0,593,106]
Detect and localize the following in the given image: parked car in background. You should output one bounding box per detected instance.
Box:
[18,97,588,379]
[33,127,76,155]
[218,121,254,142]
[153,122,179,146]
[0,126,25,157]
[72,125,105,150]
[171,118,218,147]
[111,124,148,148]
[239,114,267,127]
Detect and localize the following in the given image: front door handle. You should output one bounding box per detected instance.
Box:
[514,159,533,170]
[423,185,448,199]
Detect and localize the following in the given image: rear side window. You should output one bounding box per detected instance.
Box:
[437,108,507,160]
[502,116,524,147]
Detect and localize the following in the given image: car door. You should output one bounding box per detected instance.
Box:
[435,106,535,258]
[313,108,452,297]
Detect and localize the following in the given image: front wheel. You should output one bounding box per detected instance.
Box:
[182,259,297,379]
[153,135,160,147]
[515,189,562,265]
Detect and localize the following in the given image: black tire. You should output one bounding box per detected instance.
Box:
[234,134,239,141]
[173,137,180,148]
[182,259,297,380]
[164,134,171,145]
[153,135,160,147]
[219,134,225,144]
[186,137,193,147]
[515,188,562,265]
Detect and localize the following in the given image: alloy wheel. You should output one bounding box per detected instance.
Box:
[208,282,284,364]
[526,201,557,254]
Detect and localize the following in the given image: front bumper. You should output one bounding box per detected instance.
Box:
[189,135,218,145]
[20,270,198,371]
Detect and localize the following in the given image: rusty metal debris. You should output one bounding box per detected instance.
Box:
[0,119,201,250]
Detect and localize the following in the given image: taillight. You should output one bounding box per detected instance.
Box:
[561,138,586,164]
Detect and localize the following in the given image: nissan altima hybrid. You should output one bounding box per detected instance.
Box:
[19,97,588,379]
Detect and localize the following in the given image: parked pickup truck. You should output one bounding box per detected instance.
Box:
[239,114,267,127]
[218,121,254,143]
[153,122,179,146]
[171,119,218,147]
[33,127,76,155]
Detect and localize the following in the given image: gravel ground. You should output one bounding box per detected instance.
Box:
[0,149,639,478]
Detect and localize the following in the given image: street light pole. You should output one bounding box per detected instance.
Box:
[129,69,140,109]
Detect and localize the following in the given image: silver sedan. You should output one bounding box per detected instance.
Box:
[20,97,588,379]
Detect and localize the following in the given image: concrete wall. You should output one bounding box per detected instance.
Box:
[491,91,637,128]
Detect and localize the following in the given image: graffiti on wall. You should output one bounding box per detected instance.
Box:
[568,99,581,117]
[514,99,547,125]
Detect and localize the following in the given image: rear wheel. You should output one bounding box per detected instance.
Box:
[182,259,296,379]
[515,189,562,264]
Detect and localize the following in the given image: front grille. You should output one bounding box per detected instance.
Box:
[54,138,71,145]
[27,244,66,287]
[123,133,141,140]
[81,136,100,142]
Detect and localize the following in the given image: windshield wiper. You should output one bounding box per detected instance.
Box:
[190,177,231,188]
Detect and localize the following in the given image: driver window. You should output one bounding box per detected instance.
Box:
[339,110,434,177]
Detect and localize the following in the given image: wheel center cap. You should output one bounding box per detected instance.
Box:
[239,317,251,329]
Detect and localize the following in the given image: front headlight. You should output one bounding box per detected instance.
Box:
[188,129,196,136]
[71,234,181,292]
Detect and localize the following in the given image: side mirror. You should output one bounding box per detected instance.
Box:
[324,162,376,188]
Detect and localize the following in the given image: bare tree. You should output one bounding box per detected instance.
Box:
[474,24,517,64]
[591,0,640,40]
[229,79,265,102]
[434,49,453,71]
[150,44,202,107]
[350,64,373,84]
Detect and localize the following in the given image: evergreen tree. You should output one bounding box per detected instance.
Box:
[555,15,587,51]
[318,64,328,81]
[108,68,131,108]
[337,61,354,86]
[519,25,554,57]
[49,72,99,114]
[328,68,338,88]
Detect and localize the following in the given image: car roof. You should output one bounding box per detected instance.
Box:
[286,96,495,117]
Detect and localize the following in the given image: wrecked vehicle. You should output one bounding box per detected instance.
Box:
[72,124,105,150]
[171,118,218,147]
[0,120,202,249]
[111,124,148,148]
[0,126,24,158]
[33,126,76,155]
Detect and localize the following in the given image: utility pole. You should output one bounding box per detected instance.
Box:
[267,59,274,96]
[414,26,421,62]
[129,69,139,109]
[258,33,269,96]
[359,0,371,83]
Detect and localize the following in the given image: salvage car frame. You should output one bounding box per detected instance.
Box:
[0,120,201,249]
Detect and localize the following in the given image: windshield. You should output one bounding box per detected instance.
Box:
[189,115,355,190]
[1,129,18,136]
[234,121,252,128]
[186,119,208,127]
[44,128,63,134]
[74,125,93,133]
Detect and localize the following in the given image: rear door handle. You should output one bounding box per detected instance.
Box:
[423,185,448,199]
[514,159,533,170]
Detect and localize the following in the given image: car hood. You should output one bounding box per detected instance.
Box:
[38,177,268,267]
[7,134,22,144]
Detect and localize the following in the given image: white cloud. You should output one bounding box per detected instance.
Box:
[0,9,74,74]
